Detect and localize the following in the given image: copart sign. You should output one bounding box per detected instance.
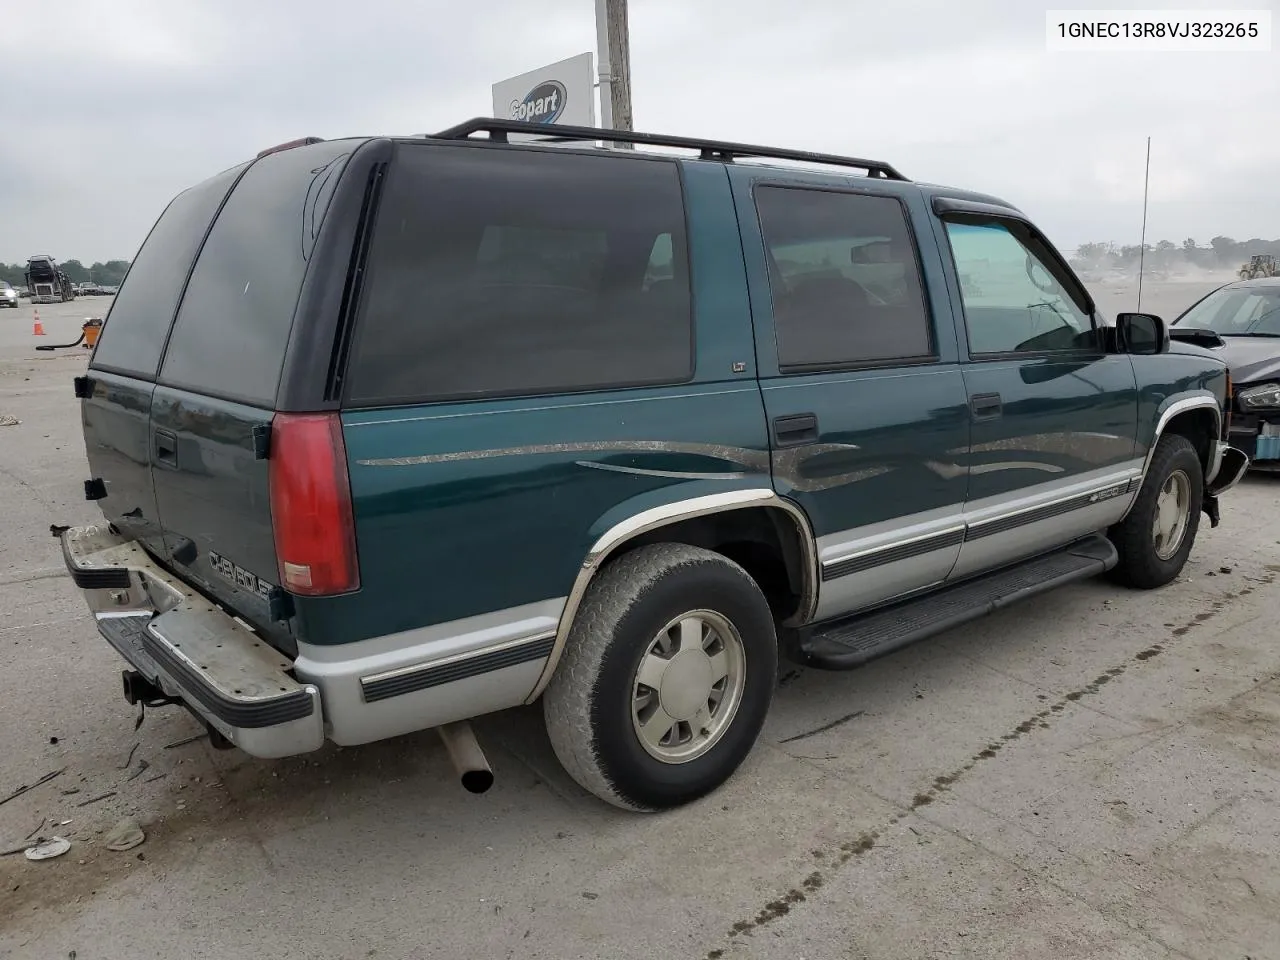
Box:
[510,81,567,124]
[491,52,596,129]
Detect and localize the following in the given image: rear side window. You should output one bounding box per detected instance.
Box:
[158,141,355,406]
[754,185,933,369]
[345,144,693,405]
[91,162,247,378]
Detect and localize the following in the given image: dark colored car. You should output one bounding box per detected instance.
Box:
[1170,276,1280,468]
[58,120,1249,813]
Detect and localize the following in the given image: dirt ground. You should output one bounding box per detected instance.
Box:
[3,283,1280,960]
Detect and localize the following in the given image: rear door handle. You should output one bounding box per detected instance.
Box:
[773,413,819,447]
[969,392,1002,421]
[153,428,178,466]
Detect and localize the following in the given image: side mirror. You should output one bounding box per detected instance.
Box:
[1116,312,1168,355]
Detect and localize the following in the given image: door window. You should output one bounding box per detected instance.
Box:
[754,185,934,369]
[943,218,1096,356]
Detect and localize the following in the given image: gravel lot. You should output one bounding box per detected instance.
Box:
[3,283,1279,960]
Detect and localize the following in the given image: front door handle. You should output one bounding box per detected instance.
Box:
[153,428,178,466]
[773,413,819,447]
[969,393,1002,421]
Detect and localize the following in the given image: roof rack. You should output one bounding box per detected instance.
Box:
[430,118,909,181]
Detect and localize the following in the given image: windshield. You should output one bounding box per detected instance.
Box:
[1174,285,1280,335]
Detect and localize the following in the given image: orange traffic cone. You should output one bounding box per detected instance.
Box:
[33,310,45,336]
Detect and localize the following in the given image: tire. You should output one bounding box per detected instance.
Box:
[543,542,778,812]
[1107,432,1203,589]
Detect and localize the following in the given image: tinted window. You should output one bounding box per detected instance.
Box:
[345,144,692,404]
[754,185,932,369]
[90,163,246,378]
[159,141,355,406]
[1174,286,1280,335]
[943,218,1096,356]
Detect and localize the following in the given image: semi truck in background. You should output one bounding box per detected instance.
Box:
[24,256,77,304]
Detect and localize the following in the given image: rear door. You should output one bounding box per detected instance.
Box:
[729,170,973,622]
[81,161,248,560]
[147,140,358,642]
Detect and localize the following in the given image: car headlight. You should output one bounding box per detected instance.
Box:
[1238,382,1280,409]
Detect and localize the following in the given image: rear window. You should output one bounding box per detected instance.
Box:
[344,143,693,405]
[157,140,356,406]
[91,163,248,379]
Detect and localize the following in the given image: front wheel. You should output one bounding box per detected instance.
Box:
[543,542,778,812]
[1107,432,1204,589]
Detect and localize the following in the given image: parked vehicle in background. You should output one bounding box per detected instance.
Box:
[78,281,106,296]
[24,256,76,303]
[0,281,18,308]
[58,120,1249,814]
[1171,276,1280,470]
[1238,255,1278,280]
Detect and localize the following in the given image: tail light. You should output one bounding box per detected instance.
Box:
[268,412,360,596]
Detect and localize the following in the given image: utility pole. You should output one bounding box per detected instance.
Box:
[595,0,633,140]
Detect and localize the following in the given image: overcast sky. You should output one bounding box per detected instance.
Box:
[2,0,1277,264]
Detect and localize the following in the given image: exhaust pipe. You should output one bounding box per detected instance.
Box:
[437,722,494,794]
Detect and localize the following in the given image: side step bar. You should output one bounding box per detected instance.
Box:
[796,535,1118,671]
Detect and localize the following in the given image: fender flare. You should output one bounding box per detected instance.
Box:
[1119,392,1223,524]
[524,488,817,703]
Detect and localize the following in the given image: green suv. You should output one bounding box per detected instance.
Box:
[59,120,1249,812]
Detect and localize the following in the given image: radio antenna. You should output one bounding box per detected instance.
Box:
[1137,135,1151,312]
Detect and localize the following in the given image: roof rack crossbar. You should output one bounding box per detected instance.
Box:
[429,118,908,181]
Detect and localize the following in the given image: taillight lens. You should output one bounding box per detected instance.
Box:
[268,412,360,596]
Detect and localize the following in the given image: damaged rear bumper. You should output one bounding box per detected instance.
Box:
[59,523,323,758]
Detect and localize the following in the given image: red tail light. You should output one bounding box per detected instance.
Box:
[268,413,360,596]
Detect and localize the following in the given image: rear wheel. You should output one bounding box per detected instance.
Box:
[543,542,777,811]
[1108,433,1203,589]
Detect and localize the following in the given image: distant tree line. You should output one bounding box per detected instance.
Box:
[0,259,131,288]
[1070,237,1280,273]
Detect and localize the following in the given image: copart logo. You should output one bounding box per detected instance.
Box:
[510,81,567,124]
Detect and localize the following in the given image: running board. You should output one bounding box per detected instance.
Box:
[796,535,1118,671]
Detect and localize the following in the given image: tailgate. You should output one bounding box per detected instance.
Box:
[148,386,287,644]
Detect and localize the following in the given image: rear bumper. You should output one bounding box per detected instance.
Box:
[60,523,323,758]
